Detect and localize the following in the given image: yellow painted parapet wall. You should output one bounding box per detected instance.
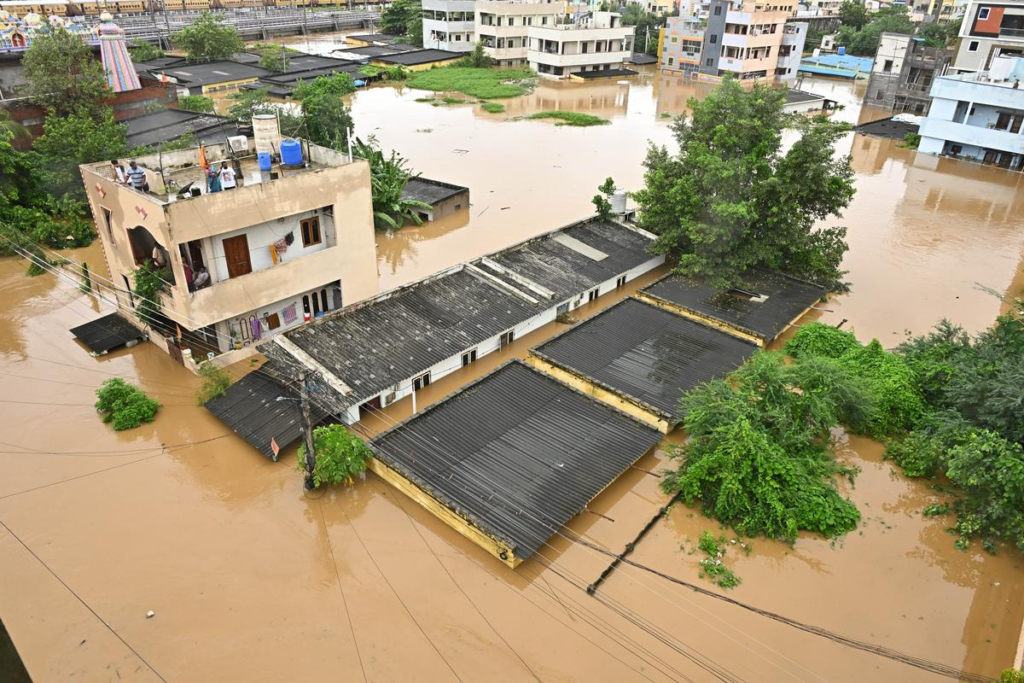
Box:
[635,291,766,347]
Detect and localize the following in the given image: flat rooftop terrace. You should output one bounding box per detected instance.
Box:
[530,297,757,424]
[368,360,663,567]
[639,270,826,345]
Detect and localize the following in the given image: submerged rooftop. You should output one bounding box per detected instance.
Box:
[531,297,757,422]
[369,360,663,566]
[639,270,826,345]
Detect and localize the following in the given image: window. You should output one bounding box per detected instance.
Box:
[706,57,713,66]
[670,36,678,43]
[461,349,477,366]
[883,59,893,72]
[968,40,979,52]
[668,57,675,65]
[714,4,721,14]
[301,216,321,247]
[978,7,989,19]
[413,372,431,391]
[616,275,627,289]
[587,288,599,302]
[710,34,717,44]
[500,330,515,349]
[101,207,115,245]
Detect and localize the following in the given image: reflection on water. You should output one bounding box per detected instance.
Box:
[1,62,1023,682]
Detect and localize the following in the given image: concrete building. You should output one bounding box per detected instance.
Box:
[865,32,954,113]
[476,0,562,67]
[423,0,477,51]
[80,135,378,361]
[401,177,470,222]
[659,11,806,82]
[699,0,803,80]
[917,55,1024,169]
[952,0,1024,74]
[527,11,635,77]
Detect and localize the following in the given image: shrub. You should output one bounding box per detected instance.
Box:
[784,322,861,359]
[945,430,1024,552]
[196,361,232,405]
[95,378,160,430]
[527,111,610,127]
[696,531,741,589]
[480,102,505,114]
[297,424,373,487]
[178,95,216,114]
[839,339,924,438]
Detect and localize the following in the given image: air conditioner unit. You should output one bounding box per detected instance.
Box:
[383,392,397,406]
[227,135,248,153]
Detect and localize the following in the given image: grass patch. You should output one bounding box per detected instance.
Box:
[414,96,436,102]
[661,112,673,118]
[440,96,465,104]
[407,66,535,100]
[481,102,506,114]
[527,111,610,127]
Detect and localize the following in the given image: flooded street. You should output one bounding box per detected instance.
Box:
[2,58,1024,682]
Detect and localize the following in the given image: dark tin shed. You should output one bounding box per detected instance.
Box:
[369,360,663,567]
[638,270,826,346]
[529,297,757,428]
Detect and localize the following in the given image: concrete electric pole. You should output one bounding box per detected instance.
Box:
[299,371,317,491]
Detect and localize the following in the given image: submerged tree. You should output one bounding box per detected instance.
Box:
[632,78,855,290]
[351,138,432,230]
[172,12,244,63]
[293,73,356,151]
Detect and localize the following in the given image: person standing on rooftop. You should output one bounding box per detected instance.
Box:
[219,161,237,190]
[126,161,149,193]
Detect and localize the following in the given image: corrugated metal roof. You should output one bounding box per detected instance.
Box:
[69,313,145,354]
[369,361,663,561]
[532,297,757,418]
[641,270,826,343]
[401,177,468,206]
[204,362,332,459]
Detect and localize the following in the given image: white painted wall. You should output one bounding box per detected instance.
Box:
[212,279,340,353]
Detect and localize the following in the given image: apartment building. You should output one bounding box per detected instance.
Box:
[659,8,806,81]
[865,32,953,113]
[80,135,378,361]
[423,0,477,51]
[476,0,562,66]
[699,0,803,80]
[952,0,1024,73]
[527,11,635,77]
[917,55,1024,169]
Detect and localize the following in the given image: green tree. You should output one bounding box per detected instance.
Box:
[835,7,915,56]
[33,108,128,201]
[226,87,276,123]
[352,138,432,230]
[22,26,110,117]
[95,378,161,431]
[171,12,244,63]
[632,78,854,290]
[293,73,356,151]
[458,41,493,68]
[838,0,869,30]
[131,261,167,327]
[196,361,232,404]
[918,21,951,47]
[128,39,165,62]
[621,4,665,56]
[297,424,373,487]
[0,111,29,142]
[592,177,616,221]
[178,95,216,113]
[259,45,291,73]
[380,0,421,37]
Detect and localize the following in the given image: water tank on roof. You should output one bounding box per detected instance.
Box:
[611,190,627,215]
[258,152,272,172]
[252,114,281,159]
[280,139,303,166]
[837,46,846,56]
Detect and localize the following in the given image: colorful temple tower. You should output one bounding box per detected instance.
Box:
[97,13,140,92]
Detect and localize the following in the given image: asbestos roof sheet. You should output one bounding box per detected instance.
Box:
[532,298,757,418]
[124,108,236,149]
[374,49,463,66]
[204,363,332,459]
[480,220,655,302]
[370,361,663,561]
[70,313,145,354]
[641,270,826,343]
[273,268,542,411]
[401,177,468,206]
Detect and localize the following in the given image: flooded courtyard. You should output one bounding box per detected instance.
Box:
[1,50,1024,682]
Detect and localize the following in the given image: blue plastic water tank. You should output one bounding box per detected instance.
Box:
[257,152,272,171]
[837,46,846,56]
[280,139,303,166]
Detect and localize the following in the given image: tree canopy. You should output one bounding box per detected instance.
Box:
[621,4,664,56]
[293,73,356,151]
[835,7,916,56]
[379,0,423,45]
[171,12,244,63]
[632,78,855,290]
[352,137,431,230]
[33,108,128,201]
[838,0,869,30]
[22,26,110,117]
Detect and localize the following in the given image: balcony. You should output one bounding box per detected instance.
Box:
[528,48,630,67]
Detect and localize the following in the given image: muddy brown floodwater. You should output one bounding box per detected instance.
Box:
[2,62,1024,683]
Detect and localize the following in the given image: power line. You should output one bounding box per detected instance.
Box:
[0,516,169,683]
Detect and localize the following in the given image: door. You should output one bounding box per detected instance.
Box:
[223,235,252,279]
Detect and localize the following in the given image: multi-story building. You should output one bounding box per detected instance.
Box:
[423,0,477,51]
[917,55,1024,169]
[476,0,562,67]
[699,0,802,80]
[80,135,378,360]
[527,11,635,77]
[865,32,954,113]
[951,0,1024,73]
[659,8,806,82]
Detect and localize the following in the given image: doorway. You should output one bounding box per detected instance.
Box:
[223,235,252,279]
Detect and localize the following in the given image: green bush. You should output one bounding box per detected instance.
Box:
[95,378,160,430]
[527,111,610,127]
[480,102,505,114]
[696,531,741,589]
[178,95,216,114]
[784,322,861,359]
[297,424,372,487]
[946,430,1024,552]
[196,361,232,405]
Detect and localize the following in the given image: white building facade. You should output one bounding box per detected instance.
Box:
[918,56,1024,169]
[423,0,478,52]
[476,0,562,66]
[527,12,635,77]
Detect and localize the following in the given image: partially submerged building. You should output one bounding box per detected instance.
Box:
[369,48,464,70]
[256,218,664,426]
[526,11,636,79]
[401,177,470,222]
[80,128,378,361]
[529,297,757,431]
[423,0,476,52]
[124,108,238,150]
[368,360,664,567]
[637,270,826,347]
[865,32,953,114]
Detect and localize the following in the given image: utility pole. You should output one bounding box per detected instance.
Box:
[299,371,317,491]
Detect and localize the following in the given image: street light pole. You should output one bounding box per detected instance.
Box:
[299,371,317,490]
